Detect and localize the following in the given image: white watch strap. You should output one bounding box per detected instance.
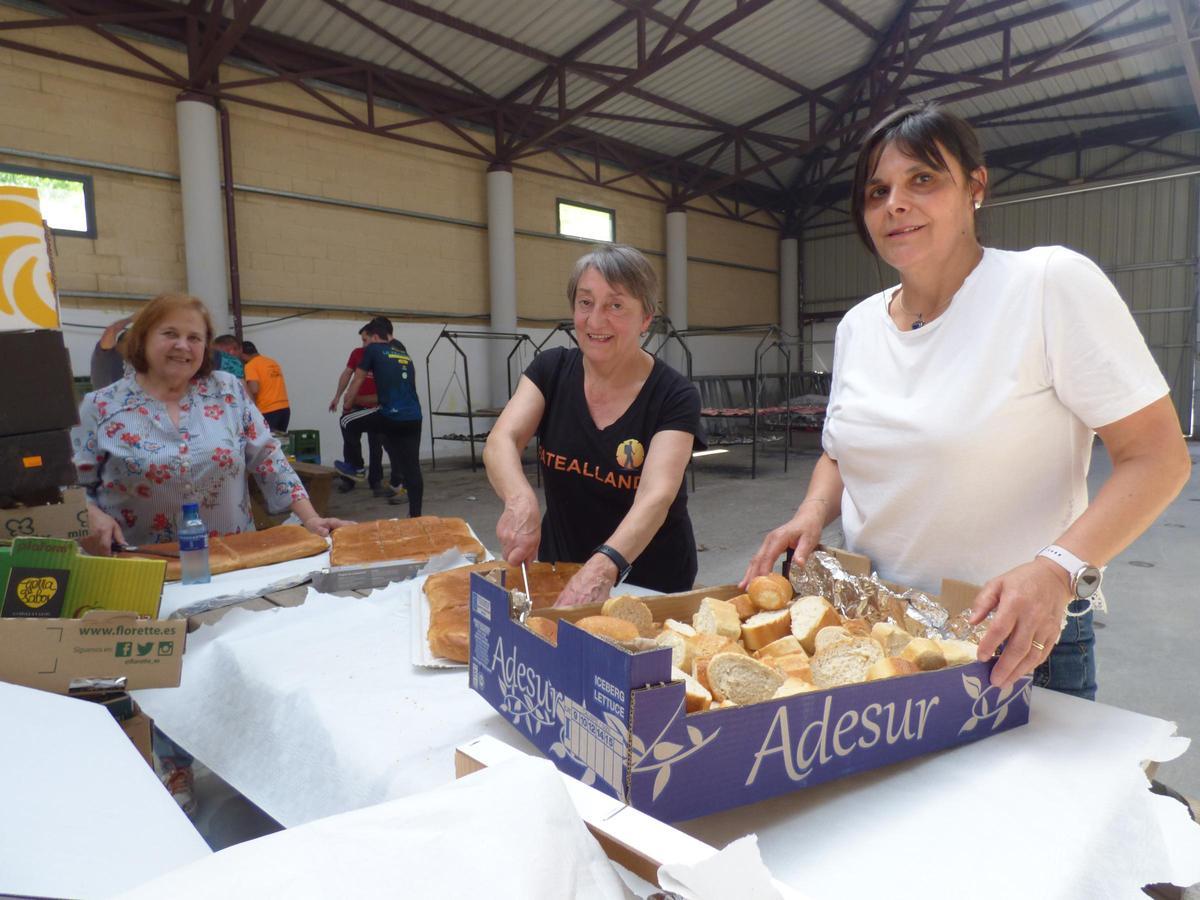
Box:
[1037,544,1086,576]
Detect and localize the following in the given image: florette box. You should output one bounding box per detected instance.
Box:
[0,610,185,693]
[468,550,1032,822]
[0,536,165,619]
[1,487,89,540]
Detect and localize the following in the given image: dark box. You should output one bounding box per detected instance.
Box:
[0,430,76,503]
[0,330,78,437]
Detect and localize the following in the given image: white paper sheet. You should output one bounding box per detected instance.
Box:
[158,550,332,618]
[0,682,210,899]
[115,757,632,900]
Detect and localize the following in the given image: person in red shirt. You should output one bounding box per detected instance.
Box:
[329,320,402,498]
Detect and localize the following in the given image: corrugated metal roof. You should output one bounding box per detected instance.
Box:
[159,0,1196,200]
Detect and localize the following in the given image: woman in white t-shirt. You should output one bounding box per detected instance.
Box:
[744,104,1191,699]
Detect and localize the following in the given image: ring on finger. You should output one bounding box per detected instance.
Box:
[1031,639,1046,652]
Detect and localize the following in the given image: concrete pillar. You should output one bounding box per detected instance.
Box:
[487,165,518,408]
[175,94,229,331]
[780,236,799,337]
[665,207,688,372]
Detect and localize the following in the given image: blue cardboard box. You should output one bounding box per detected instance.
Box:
[468,553,1032,822]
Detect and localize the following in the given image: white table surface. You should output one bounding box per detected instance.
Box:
[0,682,211,899]
[135,579,1200,898]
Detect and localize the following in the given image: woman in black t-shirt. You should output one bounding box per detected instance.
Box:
[483,244,705,604]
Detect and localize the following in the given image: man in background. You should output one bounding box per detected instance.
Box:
[329,320,401,499]
[241,340,291,433]
[90,313,133,389]
[212,334,246,381]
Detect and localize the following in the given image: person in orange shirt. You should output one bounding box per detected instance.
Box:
[241,340,291,432]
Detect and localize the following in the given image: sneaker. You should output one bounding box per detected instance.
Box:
[333,460,365,481]
[163,765,198,817]
[336,477,355,493]
[372,486,396,499]
[387,491,409,506]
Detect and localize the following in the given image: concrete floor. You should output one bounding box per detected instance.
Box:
[188,437,1200,859]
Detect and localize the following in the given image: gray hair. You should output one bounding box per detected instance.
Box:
[567,243,659,318]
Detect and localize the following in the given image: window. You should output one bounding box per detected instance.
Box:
[557,199,615,242]
[0,165,96,237]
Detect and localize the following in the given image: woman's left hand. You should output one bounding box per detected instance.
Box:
[971,559,1072,690]
[303,516,355,537]
[554,554,618,608]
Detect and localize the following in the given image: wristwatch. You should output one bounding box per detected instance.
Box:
[1036,544,1104,603]
[593,544,632,585]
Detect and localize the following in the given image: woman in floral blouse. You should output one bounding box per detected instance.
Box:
[73,293,350,553]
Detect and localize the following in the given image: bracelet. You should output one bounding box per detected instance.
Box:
[592,544,632,584]
[800,498,829,506]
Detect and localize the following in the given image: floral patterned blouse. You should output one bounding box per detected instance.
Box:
[72,370,308,545]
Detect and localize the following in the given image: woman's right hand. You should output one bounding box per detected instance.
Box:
[497,493,541,566]
[740,500,827,588]
[81,504,125,556]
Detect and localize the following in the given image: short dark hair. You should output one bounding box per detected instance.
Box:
[851,103,986,256]
[213,333,242,351]
[363,316,393,339]
[241,340,258,355]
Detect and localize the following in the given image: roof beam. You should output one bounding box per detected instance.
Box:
[1167,0,1200,120]
[188,0,267,88]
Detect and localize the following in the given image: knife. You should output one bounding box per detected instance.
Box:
[113,543,181,559]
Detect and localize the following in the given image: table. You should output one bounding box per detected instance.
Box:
[134,580,1200,898]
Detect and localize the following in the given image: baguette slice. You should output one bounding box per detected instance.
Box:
[753,635,806,660]
[765,652,813,682]
[842,617,871,637]
[790,595,841,655]
[601,595,656,638]
[747,573,793,611]
[730,593,756,620]
[654,629,689,669]
[871,621,913,657]
[740,609,792,651]
[576,615,639,644]
[900,637,947,671]
[693,597,742,641]
[814,624,853,655]
[811,636,885,689]
[866,656,919,681]
[937,638,980,667]
[662,618,697,638]
[773,677,818,699]
[707,652,785,706]
[672,666,713,714]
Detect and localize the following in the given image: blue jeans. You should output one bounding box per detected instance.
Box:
[1032,601,1096,700]
[153,725,194,770]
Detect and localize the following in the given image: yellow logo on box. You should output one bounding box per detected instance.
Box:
[0,185,60,329]
[16,575,58,609]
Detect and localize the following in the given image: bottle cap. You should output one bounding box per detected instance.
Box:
[182,502,200,516]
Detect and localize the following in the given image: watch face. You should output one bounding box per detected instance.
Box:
[1075,566,1102,600]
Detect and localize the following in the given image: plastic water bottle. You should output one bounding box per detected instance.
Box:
[178,502,211,585]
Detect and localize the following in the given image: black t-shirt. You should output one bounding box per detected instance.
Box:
[358,340,421,422]
[525,348,706,593]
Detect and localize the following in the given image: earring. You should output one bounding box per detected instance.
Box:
[974,199,982,209]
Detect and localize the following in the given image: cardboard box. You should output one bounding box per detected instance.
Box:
[0,536,165,618]
[0,186,61,332]
[0,429,76,501]
[468,550,1032,822]
[0,610,185,693]
[119,701,154,767]
[0,330,78,436]
[1,487,90,540]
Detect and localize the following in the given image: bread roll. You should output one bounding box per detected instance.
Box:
[707,652,785,705]
[576,615,639,643]
[672,666,712,714]
[601,595,655,638]
[773,677,818,699]
[900,637,947,671]
[866,656,919,681]
[937,638,979,667]
[810,636,885,689]
[692,597,742,640]
[790,595,841,655]
[871,621,913,657]
[748,573,793,611]
[730,593,756,620]
[740,609,792,651]
[765,652,812,682]
[814,624,853,655]
[526,616,558,645]
[753,635,806,660]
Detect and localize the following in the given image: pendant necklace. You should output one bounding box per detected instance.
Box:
[894,289,949,330]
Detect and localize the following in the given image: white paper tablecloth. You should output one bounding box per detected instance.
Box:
[135,584,1200,898]
[0,682,211,899]
[158,550,332,618]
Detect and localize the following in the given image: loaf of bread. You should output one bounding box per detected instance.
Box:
[693,597,742,640]
[740,609,792,651]
[748,573,793,611]
[428,606,471,661]
[790,595,841,655]
[601,595,655,638]
[866,657,920,681]
[707,652,785,705]
[811,636,885,689]
[900,637,947,671]
[526,616,559,645]
[331,516,485,567]
[116,524,327,581]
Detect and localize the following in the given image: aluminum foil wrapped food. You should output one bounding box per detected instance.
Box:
[789,550,988,643]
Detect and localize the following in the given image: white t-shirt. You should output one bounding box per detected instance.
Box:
[822,245,1169,593]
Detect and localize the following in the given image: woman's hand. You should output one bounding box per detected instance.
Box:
[497,493,541,566]
[740,500,827,588]
[555,554,617,608]
[971,559,1072,689]
[81,504,125,556]
[302,516,355,537]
